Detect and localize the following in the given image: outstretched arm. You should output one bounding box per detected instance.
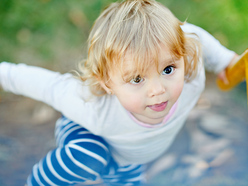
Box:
[181,23,237,74]
[0,62,97,126]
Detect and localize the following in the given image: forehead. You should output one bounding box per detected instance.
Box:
[123,44,173,71]
[112,44,174,79]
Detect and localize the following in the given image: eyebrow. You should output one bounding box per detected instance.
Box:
[159,58,178,68]
[122,70,139,80]
[163,56,182,65]
[123,59,174,73]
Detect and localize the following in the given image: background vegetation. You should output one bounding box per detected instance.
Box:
[0,0,247,71]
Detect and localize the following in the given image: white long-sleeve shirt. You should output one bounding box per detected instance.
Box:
[0,23,235,166]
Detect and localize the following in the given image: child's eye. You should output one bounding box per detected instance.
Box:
[162,66,175,75]
[130,75,144,84]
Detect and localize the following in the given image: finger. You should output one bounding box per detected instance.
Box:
[218,70,229,85]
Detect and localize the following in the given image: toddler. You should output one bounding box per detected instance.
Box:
[0,0,237,185]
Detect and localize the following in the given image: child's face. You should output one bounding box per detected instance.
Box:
[104,44,185,125]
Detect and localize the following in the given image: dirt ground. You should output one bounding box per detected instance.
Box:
[0,73,247,186]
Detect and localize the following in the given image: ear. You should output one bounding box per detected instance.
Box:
[99,81,113,95]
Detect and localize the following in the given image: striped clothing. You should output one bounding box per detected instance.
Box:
[27,116,146,186]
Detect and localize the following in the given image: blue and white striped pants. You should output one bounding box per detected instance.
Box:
[27,116,146,185]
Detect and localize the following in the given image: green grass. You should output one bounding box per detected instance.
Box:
[0,0,247,67]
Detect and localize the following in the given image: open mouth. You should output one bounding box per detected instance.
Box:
[148,101,168,112]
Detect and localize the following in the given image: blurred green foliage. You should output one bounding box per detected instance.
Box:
[162,0,248,53]
[0,0,247,67]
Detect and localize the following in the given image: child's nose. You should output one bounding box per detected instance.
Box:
[148,79,166,97]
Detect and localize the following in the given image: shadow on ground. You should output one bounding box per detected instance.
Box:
[0,73,247,186]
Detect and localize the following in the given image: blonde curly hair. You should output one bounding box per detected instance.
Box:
[79,0,201,96]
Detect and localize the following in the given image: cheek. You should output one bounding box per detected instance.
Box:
[171,79,184,100]
[118,93,144,113]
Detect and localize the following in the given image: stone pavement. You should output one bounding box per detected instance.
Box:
[0,73,247,186]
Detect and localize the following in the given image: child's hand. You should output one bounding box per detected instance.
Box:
[217,54,240,85]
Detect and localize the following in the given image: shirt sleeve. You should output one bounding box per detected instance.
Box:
[0,62,97,126]
[181,23,236,73]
